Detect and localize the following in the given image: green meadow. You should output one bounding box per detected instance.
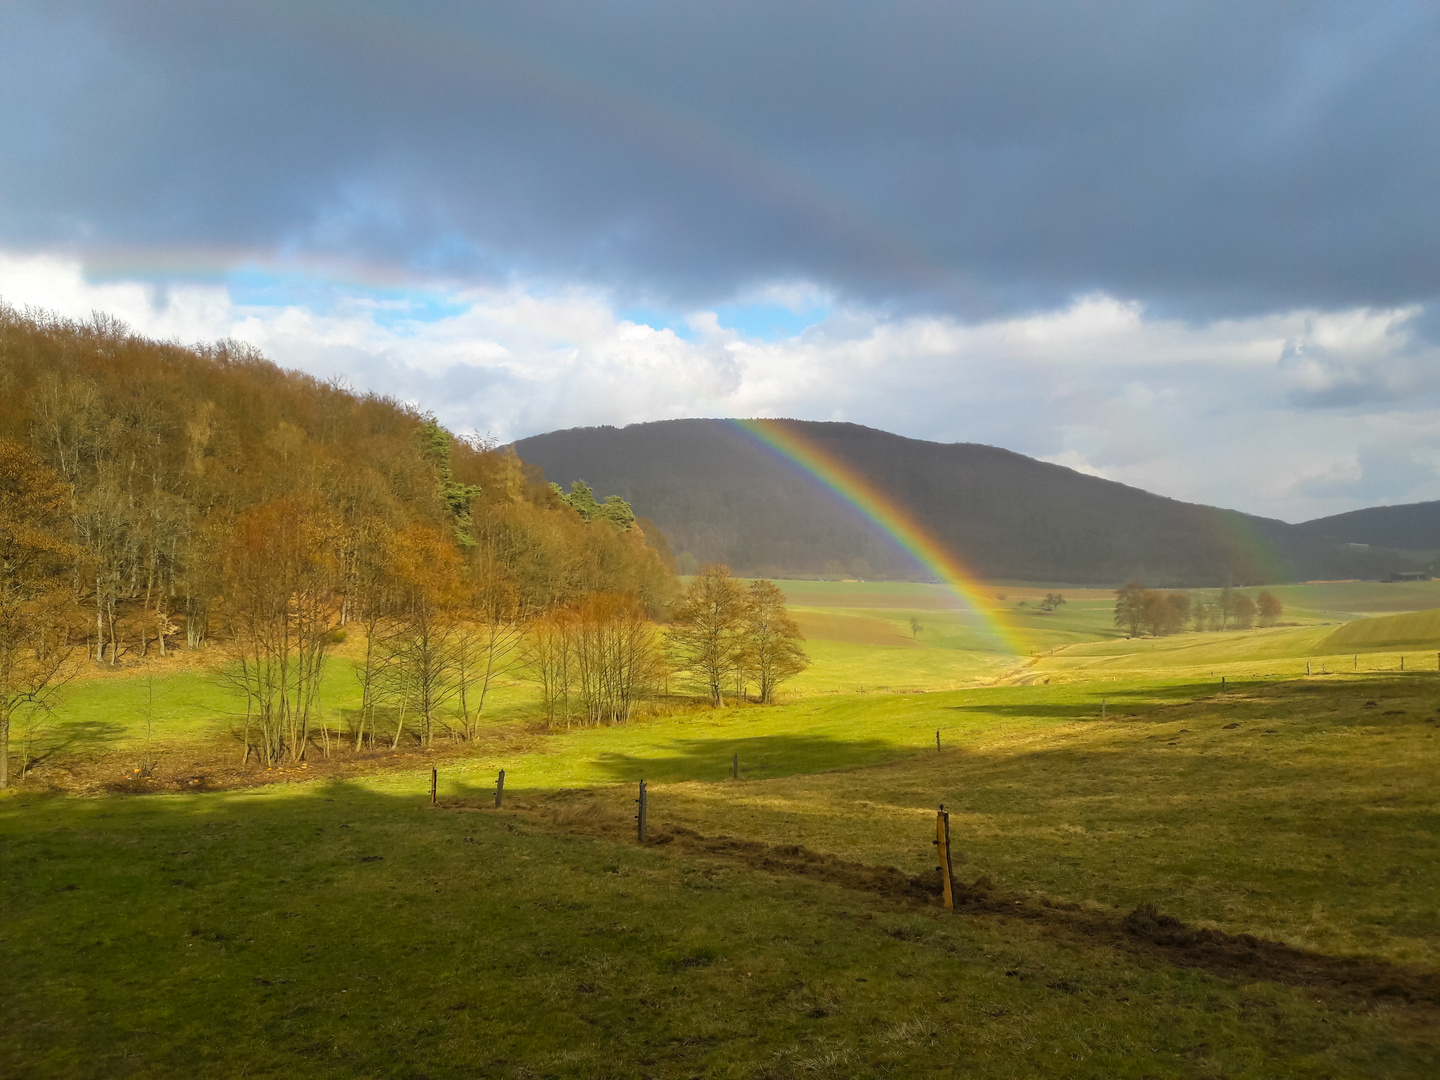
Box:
[4,579,1440,1077]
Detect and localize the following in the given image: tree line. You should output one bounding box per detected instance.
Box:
[0,307,809,783]
[1114,581,1283,637]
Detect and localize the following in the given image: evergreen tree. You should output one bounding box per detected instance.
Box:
[420,419,483,546]
[553,479,636,531]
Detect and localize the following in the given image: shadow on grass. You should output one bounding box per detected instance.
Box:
[951,675,1433,723]
[949,681,1219,720]
[24,718,132,767]
[583,733,911,785]
[951,703,1150,720]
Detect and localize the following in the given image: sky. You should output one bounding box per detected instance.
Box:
[2,1,1438,523]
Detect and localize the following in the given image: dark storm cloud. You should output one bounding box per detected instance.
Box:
[2,1,1437,316]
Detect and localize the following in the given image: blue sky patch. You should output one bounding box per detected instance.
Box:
[225,267,470,329]
[618,302,829,341]
[712,303,830,340]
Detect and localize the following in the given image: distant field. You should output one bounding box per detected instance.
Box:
[1269,578,1440,617]
[780,577,1440,622]
[789,609,919,648]
[1323,607,1440,651]
[784,578,1440,691]
[777,579,996,610]
[781,580,1123,692]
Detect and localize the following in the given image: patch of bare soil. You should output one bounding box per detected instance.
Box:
[503,796,1440,1009]
[1110,903,1439,1005]
[667,827,942,902]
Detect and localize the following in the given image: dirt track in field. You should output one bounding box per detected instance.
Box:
[497,795,1440,1011]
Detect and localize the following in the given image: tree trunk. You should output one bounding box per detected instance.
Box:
[108,595,119,665]
[241,696,253,764]
[390,697,407,750]
[96,570,105,661]
[141,562,154,657]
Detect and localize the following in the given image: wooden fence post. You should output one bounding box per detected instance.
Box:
[1101,698,1106,719]
[936,729,941,751]
[732,753,738,779]
[495,769,505,809]
[934,805,955,909]
[430,767,437,806]
[636,780,647,843]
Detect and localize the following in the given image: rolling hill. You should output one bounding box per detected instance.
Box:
[1320,607,1440,651]
[1296,500,1440,553]
[514,419,1426,586]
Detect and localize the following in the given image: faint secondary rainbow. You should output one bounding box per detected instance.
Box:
[731,419,1027,654]
[80,10,967,297]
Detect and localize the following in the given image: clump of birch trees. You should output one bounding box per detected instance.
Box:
[523,593,667,726]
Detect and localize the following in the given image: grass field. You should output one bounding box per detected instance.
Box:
[4,579,1440,1077]
[782,577,1440,694]
[1323,607,1440,651]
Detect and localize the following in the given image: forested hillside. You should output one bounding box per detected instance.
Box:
[0,307,672,653]
[516,419,1425,586]
[0,306,676,776]
[1296,500,1440,553]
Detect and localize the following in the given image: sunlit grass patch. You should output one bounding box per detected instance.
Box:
[1322,607,1440,651]
[790,608,920,648]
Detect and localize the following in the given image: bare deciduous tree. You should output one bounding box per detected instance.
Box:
[523,593,665,726]
[219,498,342,766]
[383,526,466,749]
[523,606,576,727]
[743,579,808,704]
[0,441,80,787]
[669,564,747,706]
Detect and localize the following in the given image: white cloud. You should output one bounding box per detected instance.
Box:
[3,250,1439,522]
[1038,450,1110,479]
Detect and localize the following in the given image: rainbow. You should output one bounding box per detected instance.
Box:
[730,419,1027,654]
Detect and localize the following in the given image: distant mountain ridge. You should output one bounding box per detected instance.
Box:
[1296,501,1440,553]
[513,419,1429,586]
